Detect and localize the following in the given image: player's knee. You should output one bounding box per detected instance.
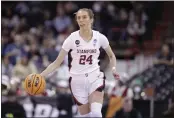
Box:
[90,102,102,117]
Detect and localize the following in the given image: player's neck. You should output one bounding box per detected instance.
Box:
[79,28,92,38]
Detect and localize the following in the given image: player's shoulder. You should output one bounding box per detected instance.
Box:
[65,30,79,42]
[70,30,105,36]
[69,30,107,39]
[92,30,101,35]
[92,30,107,38]
[70,30,80,37]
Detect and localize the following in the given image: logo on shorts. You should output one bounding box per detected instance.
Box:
[75,40,80,47]
[85,73,88,77]
[93,39,97,46]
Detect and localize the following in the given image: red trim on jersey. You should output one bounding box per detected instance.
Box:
[95,72,106,92]
[68,77,83,106]
[68,49,72,71]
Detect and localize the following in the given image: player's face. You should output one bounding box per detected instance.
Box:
[76,10,93,29]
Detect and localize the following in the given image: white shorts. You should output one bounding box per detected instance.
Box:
[69,69,105,105]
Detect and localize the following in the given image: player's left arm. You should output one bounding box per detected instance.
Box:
[104,46,119,79]
[100,33,119,79]
[104,46,116,70]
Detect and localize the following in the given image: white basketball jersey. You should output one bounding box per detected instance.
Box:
[62,30,109,75]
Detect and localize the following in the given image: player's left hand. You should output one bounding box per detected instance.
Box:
[112,67,120,80]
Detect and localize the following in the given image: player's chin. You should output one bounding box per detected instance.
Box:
[79,25,85,29]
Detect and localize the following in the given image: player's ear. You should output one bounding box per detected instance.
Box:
[91,18,94,25]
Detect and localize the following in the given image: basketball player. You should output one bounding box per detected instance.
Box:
[40,8,119,117]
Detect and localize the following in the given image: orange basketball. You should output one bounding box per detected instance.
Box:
[24,74,46,95]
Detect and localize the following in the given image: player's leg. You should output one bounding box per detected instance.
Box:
[70,94,91,117]
[88,71,105,117]
[69,76,90,117]
[89,90,104,117]
[77,103,90,117]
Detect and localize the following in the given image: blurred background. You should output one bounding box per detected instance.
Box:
[1,1,174,118]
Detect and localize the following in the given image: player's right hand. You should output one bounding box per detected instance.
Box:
[112,67,120,80]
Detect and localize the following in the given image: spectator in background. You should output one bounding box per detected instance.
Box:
[118,9,128,28]
[2,90,26,118]
[2,55,13,77]
[107,2,117,22]
[55,24,75,52]
[41,38,59,70]
[92,2,103,32]
[15,2,29,16]
[4,34,25,65]
[127,15,146,37]
[109,8,128,42]
[44,39,59,63]
[127,3,147,50]
[2,32,10,57]
[43,10,52,29]
[127,15,146,51]
[92,1,102,13]
[25,30,44,71]
[154,44,174,66]
[12,54,38,80]
[55,61,69,82]
[53,3,71,34]
[64,1,78,18]
[129,2,148,24]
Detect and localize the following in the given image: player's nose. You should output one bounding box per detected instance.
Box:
[79,19,84,23]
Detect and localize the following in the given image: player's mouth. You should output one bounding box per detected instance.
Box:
[80,24,85,27]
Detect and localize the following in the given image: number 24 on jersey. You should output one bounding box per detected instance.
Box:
[79,55,93,65]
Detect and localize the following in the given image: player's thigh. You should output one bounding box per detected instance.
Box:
[72,94,90,115]
[77,103,90,115]
[69,76,90,115]
[88,73,105,104]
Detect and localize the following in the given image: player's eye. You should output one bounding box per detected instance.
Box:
[77,16,81,20]
[83,16,87,19]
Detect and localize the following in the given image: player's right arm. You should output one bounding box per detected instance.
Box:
[40,34,72,77]
[40,49,68,77]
